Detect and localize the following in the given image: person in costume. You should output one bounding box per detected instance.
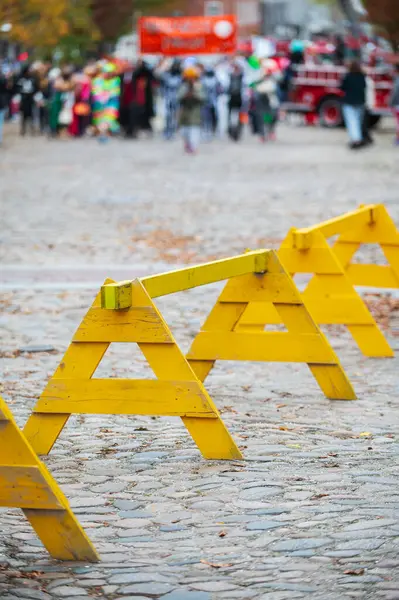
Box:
[92,62,121,140]
[178,66,205,154]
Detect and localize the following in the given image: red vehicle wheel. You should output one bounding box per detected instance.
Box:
[318,97,343,128]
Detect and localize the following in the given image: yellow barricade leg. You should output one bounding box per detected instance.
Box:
[24,280,242,460]
[188,251,355,400]
[301,237,393,358]
[0,396,98,561]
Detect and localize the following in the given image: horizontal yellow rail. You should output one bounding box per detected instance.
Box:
[38,379,216,418]
[102,250,271,309]
[294,205,378,248]
[142,250,270,298]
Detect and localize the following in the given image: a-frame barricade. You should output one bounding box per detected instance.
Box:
[328,204,399,290]
[181,251,355,400]
[238,226,394,358]
[24,280,242,461]
[0,395,98,561]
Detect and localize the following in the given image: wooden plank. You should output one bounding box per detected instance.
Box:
[219,273,302,304]
[101,280,132,310]
[187,331,336,363]
[24,341,110,455]
[303,297,377,325]
[139,343,243,460]
[278,248,342,274]
[37,379,216,417]
[309,365,357,400]
[338,229,399,245]
[275,304,356,400]
[298,205,376,239]
[24,509,99,562]
[0,422,39,465]
[73,306,172,343]
[345,264,399,288]
[0,466,63,510]
[141,250,270,298]
[239,299,374,326]
[0,408,9,422]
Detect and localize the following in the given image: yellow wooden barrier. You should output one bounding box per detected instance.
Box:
[238,205,397,358]
[104,250,354,400]
[181,251,355,400]
[24,280,242,461]
[326,204,399,290]
[0,395,98,561]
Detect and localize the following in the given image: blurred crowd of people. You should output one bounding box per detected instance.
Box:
[0,56,290,152]
[1,52,398,152]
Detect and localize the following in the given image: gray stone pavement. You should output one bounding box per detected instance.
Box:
[1,122,399,599]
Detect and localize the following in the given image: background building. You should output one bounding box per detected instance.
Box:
[161,0,261,37]
[260,0,336,36]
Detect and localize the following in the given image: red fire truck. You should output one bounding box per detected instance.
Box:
[282,63,394,128]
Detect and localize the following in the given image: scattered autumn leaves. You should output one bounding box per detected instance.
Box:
[364,293,399,334]
[131,229,219,264]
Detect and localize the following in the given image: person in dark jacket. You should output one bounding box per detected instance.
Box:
[0,71,7,145]
[17,65,39,136]
[340,60,366,149]
[127,61,156,138]
[389,63,399,146]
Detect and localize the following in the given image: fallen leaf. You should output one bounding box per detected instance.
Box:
[218,530,227,537]
[311,493,329,500]
[200,559,233,569]
[359,432,373,437]
[344,569,365,576]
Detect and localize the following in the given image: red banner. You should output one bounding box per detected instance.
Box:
[139,15,237,56]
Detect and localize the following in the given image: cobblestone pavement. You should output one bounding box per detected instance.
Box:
[1,123,399,600]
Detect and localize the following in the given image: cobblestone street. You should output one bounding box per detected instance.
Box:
[1,123,399,600]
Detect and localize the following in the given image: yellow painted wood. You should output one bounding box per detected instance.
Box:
[329,205,399,292]
[0,422,45,466]
[24,280,114,455]
[277,205,399,356]
[24,509,99,562]
[307,365,356,400]
[275,304,356,400]
[298,204,377,239]
[101,280,132,309]
[239,299,377,326]
[188,331,337,363]
[140,249,270,298]
[382,246,399,282]
[285,230,392,357]
[278,247,343,273]
[0,466,63,509]
[73,306,173,343]
[189,302,248,383]
[25,278,241,461]
[219,273,303,304]
[37,379,216,417]
[345,264,399,289]
[186,251,355,400]
[346,324,394,358]
[134,280,243,460]
[139,343,243,460]
[0,395,98,561]
[331,240,360,269]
